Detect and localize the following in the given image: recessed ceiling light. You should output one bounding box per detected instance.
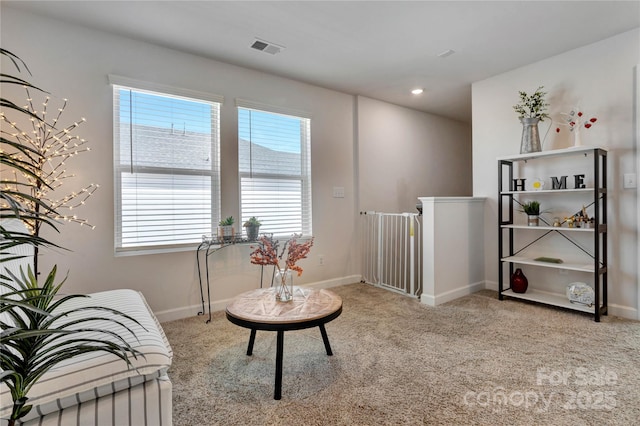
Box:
[411,88,424,95]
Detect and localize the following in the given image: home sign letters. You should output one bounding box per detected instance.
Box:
[512,174,586,191]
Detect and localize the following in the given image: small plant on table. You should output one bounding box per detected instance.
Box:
[218,216,235,241]
[243,217,261,241]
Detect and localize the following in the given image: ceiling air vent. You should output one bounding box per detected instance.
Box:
[250,38,284,55]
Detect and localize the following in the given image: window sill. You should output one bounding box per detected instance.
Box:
[115,243,199,257]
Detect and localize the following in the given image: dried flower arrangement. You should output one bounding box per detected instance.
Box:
[250,233,314,277]
[250,233,314,301]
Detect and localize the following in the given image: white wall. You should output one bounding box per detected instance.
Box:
[357,96,472,213]
[473,28,639,319]
[1,7,359,319]
[1,6,473,321]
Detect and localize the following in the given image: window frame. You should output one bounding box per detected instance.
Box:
[110,75,223,255]
[236,99,312,238]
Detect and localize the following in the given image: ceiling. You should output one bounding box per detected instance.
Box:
[4,1,640,123]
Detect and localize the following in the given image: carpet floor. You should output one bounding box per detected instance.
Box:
[162,283,639,425]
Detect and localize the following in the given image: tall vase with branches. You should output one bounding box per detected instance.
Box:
[1,49,142,426]
[513,86,550,154]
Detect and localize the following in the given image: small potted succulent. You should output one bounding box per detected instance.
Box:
[520,201,541,226]
[218,216,235,241]
[243,216,261,241]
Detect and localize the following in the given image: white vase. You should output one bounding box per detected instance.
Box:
[573,128,582,147]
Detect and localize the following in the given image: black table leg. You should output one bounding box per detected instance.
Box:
[274,330,284,400]
[247,329,256,356]
[319,324,333,356]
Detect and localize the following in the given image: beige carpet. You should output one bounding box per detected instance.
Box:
[162,283,640,425]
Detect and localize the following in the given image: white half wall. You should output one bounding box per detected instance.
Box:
[419,197,486,306]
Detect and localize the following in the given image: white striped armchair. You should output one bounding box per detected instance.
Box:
[1,220,173,425]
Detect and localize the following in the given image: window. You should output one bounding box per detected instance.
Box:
[237,101,312,237]
[111,76,222,252]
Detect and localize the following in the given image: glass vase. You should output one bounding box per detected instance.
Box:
[274,268,293,302]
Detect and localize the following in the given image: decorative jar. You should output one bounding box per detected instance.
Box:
[511,268,528,293]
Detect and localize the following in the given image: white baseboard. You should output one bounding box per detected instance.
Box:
[305,274,362,290]
[607,304,638,320]
[156,274,361,323]
[156,276,637,323]
[420,280,486,306]
[484,280,499,292]
[155,303,205,324]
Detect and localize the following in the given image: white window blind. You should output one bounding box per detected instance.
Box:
[112,80,221,252]
[237,102,312,237]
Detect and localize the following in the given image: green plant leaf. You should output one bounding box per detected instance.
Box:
[0,265,145,423]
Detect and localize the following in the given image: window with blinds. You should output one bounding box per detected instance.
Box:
[112,78,221,252]
[237,103,312,237]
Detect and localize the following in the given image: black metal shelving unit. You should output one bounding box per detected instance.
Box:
[497,146,607,322]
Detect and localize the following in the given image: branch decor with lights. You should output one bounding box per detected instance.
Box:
[1,88,98,273]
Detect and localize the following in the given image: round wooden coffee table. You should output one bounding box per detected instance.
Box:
[225,286,342,400]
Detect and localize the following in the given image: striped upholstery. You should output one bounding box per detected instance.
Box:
[16,375,172,426]
[0,290,173,425]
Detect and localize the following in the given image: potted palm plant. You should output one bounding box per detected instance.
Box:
[1,49,142,426]
[243,216,261,241]
[1,264,143,425]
